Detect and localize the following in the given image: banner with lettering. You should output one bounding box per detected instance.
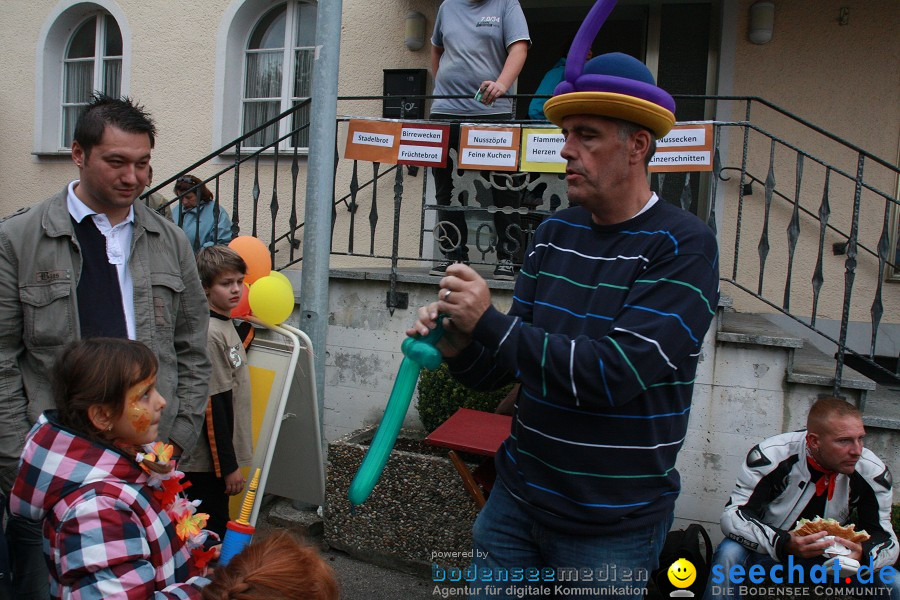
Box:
[344,120,402,164]
[649,123,714,173]
[520,128,566,173]
[397,123,450,167]
[457,126,521,172]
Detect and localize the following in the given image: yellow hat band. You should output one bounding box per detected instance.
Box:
[543,92,676,139]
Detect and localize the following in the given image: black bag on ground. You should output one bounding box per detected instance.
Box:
[651,523,713,597]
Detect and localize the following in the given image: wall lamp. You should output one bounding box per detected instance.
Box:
[405,11,426,51]
[748,1,775,44]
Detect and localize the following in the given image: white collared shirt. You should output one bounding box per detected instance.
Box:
[66,181,136,339]
[631,192,659,220]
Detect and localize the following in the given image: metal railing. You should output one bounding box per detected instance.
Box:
[706,96,899,392]
[141,93,899,394]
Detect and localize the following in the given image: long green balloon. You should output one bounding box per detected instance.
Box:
[347,323,444,505]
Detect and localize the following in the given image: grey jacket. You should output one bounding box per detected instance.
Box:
[0,189,211,493]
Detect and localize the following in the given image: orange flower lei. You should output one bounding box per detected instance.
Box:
[135,442,216,568]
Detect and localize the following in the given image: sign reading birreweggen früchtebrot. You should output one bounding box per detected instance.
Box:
[397,123,450,167]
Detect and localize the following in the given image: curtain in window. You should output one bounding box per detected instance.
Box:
[242,1,317,149]
[61,14,122,147]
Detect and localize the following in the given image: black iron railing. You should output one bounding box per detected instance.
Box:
[705,96,899,392]
[141,94,899,393]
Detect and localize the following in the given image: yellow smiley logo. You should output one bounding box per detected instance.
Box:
[667,558,697,589]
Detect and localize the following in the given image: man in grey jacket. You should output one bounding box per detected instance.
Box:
[0,95,210,599]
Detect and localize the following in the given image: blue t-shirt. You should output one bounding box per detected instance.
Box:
[528,58,566,120]
[430,0,530,116]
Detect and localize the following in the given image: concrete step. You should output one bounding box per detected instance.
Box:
[255,495,324,541]
[716,312,804,349]
[787,344,876,392]
[861,383,900,431]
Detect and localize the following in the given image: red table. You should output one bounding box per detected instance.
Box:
[425,408,512,507]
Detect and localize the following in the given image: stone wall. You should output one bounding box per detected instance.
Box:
[316,271,899,546]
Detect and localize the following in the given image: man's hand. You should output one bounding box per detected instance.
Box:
[407,264,490,357]
[785,530,831,558]
[436,264,492,334]
[224,469,245,496]
[832,536,864,562]
[407,302,471,358]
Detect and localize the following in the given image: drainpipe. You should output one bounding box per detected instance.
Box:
[301,0,342,450]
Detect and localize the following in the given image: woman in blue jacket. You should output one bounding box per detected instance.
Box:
[172,175,233,250]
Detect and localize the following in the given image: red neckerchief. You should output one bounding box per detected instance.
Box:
[806,451,837,501]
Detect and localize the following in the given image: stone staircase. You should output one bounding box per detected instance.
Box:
[673,307,899,540]
[715,309,898,489]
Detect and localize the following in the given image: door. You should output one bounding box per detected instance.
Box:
[518,0,719,218]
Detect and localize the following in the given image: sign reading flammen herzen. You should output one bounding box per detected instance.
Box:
[457,125,521,171]
[520,128,566,173]
[649,123,714,173]
[344,120,401,164]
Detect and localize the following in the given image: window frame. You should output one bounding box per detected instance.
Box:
[213,0,317,155]
[34,0,131,155]
[61,13,123,148]
[240,0,317,151]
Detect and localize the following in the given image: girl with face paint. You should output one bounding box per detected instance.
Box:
[8,338,215,598]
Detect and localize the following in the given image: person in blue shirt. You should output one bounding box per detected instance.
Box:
[528,38,591,121]
[172,174,233,251]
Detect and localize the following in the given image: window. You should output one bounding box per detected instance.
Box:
[242,1,317,149]
[34,2,131,154]
[62,14,123,147]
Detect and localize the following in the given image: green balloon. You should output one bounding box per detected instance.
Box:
[347,322,445,505]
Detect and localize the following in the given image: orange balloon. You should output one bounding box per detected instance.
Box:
[231,283,251,318]
[228,236,270,284]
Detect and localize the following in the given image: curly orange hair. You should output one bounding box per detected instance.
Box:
[202,530,338,600]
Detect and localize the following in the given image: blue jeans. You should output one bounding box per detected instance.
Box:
[702,539,900,600]
[468,482,673,600]
[2,497,48,600]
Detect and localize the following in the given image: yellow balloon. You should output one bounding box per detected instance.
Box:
[268,270,292,291]
[248,275,294,324]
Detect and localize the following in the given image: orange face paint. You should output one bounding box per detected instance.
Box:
[126,377,155,434]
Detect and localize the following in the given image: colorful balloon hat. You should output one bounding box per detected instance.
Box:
[543,0,675,139]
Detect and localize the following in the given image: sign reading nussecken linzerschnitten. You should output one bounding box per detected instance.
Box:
[649,123,714,172]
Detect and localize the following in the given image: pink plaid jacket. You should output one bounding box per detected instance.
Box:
[10,412,209,599]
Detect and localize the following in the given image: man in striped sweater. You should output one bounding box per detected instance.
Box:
[409,48,719,599]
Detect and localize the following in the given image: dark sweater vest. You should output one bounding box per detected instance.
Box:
[71,216,128,338]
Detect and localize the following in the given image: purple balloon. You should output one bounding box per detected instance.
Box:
[564,0,617,84]
[555,0,675,116]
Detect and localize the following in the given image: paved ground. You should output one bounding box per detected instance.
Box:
[256,498,861,600]
[324,549,439,600]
